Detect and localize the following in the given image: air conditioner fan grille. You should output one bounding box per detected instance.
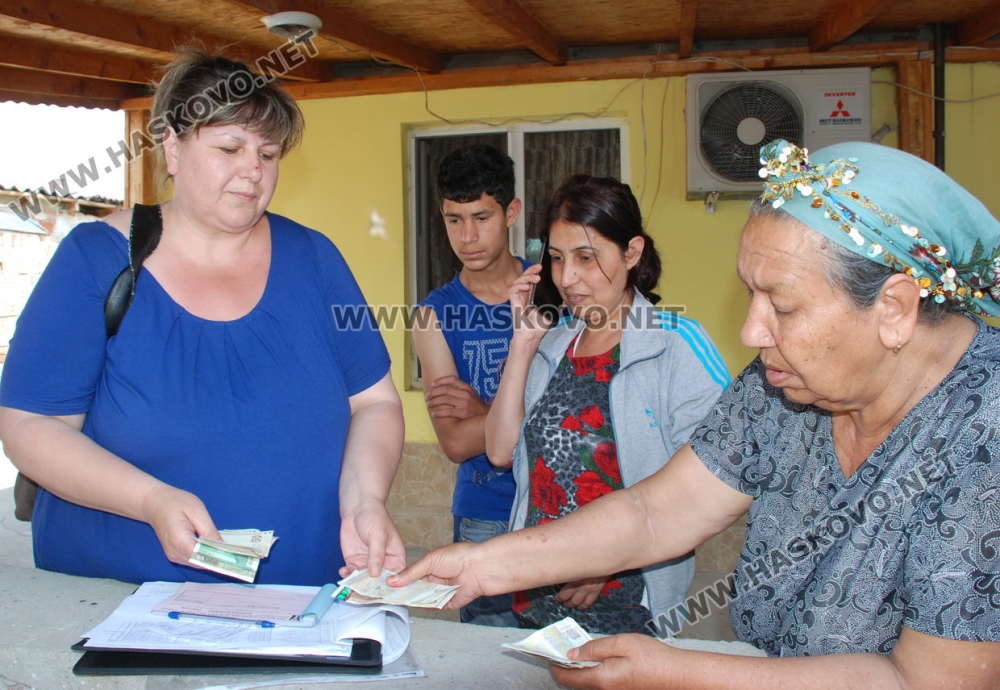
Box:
[700,82,803,182]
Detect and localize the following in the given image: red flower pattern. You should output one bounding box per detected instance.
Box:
[573,470,614,506]
[571,351,616,377]
[592,442,621,485]
[512,590,530,615]
[530,457,567,517]
[600,579,623,597]
[580,405,604,429]
[560,415,583,432]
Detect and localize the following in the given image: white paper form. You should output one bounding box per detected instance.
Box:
[82,582,412,664]
[152,582,320,622]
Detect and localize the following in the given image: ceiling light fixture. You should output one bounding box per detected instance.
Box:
[261,11,322,39]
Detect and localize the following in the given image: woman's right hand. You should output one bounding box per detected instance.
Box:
[509,264,552,346]
[388,541,487,610]
[140,484,221,567]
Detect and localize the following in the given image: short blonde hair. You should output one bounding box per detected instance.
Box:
[150,44,304,190]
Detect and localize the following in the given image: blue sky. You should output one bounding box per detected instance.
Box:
[0,101,126,201]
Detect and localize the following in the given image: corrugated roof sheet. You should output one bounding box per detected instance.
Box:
[0,211,47,234]
[0,184,121,207]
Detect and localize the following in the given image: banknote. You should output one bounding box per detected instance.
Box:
[188,529,277,583]
[197,529,278,558]
[334,569,459,609]
[502,617,601,668]
[189,542,260,583]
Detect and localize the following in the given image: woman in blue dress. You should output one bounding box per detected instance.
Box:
[0,47,406,586]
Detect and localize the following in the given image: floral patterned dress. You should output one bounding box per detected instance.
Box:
[513,339,651,634]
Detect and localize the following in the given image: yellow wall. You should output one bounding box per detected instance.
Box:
[269,63,1000,444]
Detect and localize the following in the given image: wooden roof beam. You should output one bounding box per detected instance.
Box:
[227,0,442,73]
[0,64,145,101]
[1,0,207,58]
[953,2,1000,45]
[809,0,897,51]
[679,0,698,59]
[0,0,326,81]
[462,0,566,65]
[118,41,1000,109]
[0,35,156,84]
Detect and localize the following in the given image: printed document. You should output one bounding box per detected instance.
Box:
[82,581,411,664]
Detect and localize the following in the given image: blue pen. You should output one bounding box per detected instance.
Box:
[167,611,275,628]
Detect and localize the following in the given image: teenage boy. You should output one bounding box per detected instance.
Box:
[413,145,527,627]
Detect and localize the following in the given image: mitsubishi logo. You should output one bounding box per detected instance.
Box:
[830,100,851,117]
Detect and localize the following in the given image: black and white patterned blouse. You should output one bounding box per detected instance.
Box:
[690,318,1000,656]
[515,342,651,635]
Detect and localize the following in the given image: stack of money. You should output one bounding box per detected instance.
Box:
[188,529,278,583]
[502,617,601,668]
[334,569,459,609]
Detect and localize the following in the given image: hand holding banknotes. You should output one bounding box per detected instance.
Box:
[503,617,600,669]
[140,482,221,569]
[548,632,684,689]
[339,496,408,577]
[190,529,278,582]
[336,568,459,608]
[388,541,485,609]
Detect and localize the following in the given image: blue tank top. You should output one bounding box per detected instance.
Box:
[419,262,527,520]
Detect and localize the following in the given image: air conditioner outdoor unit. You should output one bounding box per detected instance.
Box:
[686,67,871,200]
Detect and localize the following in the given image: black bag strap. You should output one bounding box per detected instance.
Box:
[104,203,162,338]
[14,205,163,521]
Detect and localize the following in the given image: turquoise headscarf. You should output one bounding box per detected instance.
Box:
[758,139,1000,317]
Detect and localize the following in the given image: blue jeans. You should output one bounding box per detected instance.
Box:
[454,516,519,628]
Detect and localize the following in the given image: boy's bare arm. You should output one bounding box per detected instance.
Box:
[413,307,490,464]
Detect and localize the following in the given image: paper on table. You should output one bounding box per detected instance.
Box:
[151,582,335,625]
[82,581,412,664]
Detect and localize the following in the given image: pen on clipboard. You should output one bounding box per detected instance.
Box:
[167,611,276,628]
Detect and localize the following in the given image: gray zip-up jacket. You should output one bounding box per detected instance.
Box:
[509,291,731,627]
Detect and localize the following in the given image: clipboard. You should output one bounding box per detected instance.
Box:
[71,638,382,676]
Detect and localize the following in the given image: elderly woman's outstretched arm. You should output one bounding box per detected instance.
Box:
[0,406,220,564]
[392,443,751,606]
[551,626,1000,690]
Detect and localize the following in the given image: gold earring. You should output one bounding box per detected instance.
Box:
[893,334,903,356]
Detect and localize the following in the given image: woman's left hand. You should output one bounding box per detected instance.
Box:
[550,633,680,690]
[339,499,408,577]
[555,576,612,610]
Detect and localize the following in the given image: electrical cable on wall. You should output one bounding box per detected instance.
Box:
[315,33,1000,217]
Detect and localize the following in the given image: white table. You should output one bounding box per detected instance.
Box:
[0,488,561,690]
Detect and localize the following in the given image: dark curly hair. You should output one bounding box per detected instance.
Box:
[436,144,516,211]
[538,174,662,305]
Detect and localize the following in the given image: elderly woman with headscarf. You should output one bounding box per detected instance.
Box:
[395,140,1000,689]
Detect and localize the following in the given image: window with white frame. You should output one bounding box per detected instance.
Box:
[407,119,628,387]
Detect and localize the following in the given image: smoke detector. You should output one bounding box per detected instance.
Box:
[261,12,322,39]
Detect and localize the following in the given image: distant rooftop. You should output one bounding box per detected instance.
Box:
[0,211,46,234]
[0,185,122,225]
